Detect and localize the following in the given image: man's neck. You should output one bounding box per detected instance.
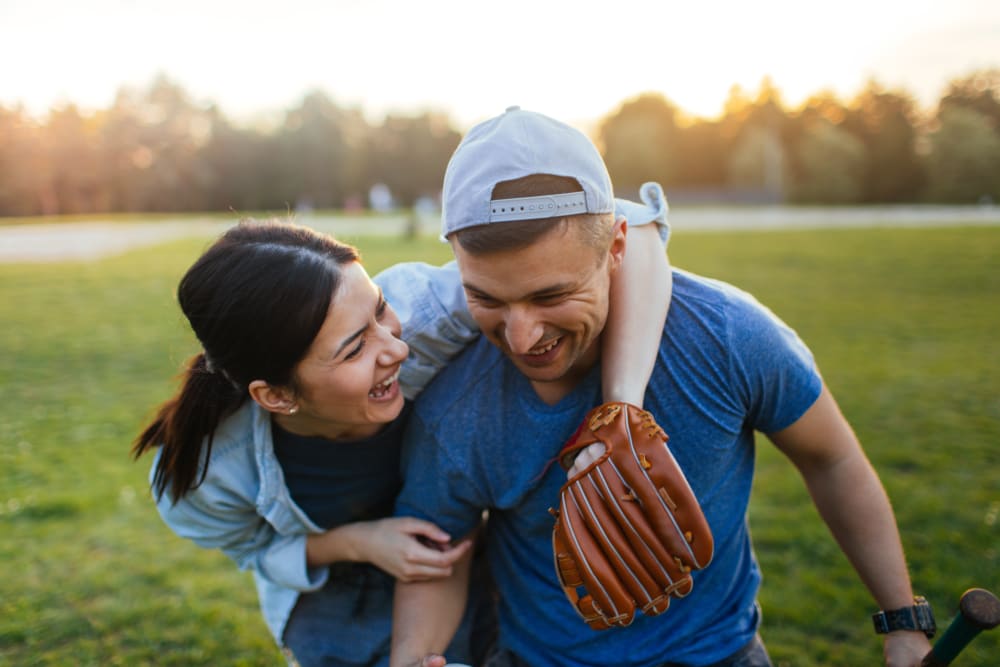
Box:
[530,344,600,406]
[530,378,576,406]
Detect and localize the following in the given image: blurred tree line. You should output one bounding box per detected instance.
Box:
[601,70,1000,206]
[1,70,998,217]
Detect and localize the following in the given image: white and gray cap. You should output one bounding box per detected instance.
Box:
[441,106,614,238]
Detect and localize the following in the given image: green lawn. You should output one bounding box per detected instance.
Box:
[1,226,997,665]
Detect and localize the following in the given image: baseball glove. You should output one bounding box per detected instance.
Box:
[550,401,713,630]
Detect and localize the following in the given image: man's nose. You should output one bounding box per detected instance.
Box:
[503,306,543,355]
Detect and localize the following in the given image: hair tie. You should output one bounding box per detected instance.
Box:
[201,353,240,390]
[203,353,219,375]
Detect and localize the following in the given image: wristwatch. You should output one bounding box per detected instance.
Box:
[872,596,936,638]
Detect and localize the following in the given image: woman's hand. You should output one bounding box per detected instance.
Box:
[567,443,606,478]
[358,517,472,582]
[308,517,472,582]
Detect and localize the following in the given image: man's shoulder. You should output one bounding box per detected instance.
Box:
[411,336,507,421]
[672,269,758,307]
[670,269,774,327]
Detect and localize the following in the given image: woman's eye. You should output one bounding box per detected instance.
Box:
[344,339,366,360]
[375,298,388,320]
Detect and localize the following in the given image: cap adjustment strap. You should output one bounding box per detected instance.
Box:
[489,192,588,222]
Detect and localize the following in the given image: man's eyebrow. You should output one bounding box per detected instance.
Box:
[462,281,574,299]
[528,283,573,297]
[462,282,492,296]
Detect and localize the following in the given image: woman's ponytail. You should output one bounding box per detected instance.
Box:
[132,353,245,503]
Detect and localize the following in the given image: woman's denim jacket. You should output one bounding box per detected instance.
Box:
[149,187,669,646]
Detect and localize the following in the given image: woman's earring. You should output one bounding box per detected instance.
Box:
[288,405,299,415]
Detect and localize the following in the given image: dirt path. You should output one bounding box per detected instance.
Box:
[0,215,413,263]
[1,206,998,263]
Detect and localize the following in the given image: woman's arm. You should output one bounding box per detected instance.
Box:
[154,472,328,592]
[602,221,671,404]
[158,471,471,586]
[602,182,672,405]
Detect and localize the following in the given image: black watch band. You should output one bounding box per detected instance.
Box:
[872,596,936,638]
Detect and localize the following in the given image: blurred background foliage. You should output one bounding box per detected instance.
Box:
[1,70,999,218]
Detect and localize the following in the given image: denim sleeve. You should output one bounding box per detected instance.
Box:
[615,181,670,246]
[152,466,328,593]
[374,261,480,400]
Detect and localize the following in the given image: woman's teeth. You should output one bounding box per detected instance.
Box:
[369,371,399,398]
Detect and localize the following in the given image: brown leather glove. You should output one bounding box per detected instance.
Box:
[550,402,714,630]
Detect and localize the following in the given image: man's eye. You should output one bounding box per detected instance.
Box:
[472,296,501,308]
[535,293,566,305]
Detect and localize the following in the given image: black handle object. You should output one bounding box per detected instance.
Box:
[922,588,1000,667]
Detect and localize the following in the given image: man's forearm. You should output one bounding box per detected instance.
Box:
[391,544,471,667]
[770,386,918,609]
[803,452,916,609]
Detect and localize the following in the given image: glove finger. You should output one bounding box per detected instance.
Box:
[588,462,687,609]
[573,467,670,615]
[553,520,611,630]
[614,405,713,568]
[561,488,636,627]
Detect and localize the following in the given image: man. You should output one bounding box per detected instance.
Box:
[391,107,932,667]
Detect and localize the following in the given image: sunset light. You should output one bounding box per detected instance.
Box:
[2,0,997,129]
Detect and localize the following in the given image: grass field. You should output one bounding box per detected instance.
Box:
[1,225,998,666]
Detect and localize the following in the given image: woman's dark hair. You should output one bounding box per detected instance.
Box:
[132,220,360,503]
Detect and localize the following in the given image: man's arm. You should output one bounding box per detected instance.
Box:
[390,533,474,667]
[767,383,932,666]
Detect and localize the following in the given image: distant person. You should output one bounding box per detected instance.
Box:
[389,107,934,667]
[133,187,672,667]
[370,182,394,212]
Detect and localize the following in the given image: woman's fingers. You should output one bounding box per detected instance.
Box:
[399,517,452,545]
[568,443,606,477]
[409,535,471,565]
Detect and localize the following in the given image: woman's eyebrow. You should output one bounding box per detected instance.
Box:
[334,324,368,358]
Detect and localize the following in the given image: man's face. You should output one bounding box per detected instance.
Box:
[452,219,625,403]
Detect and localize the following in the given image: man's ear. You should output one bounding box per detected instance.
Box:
[608,215,628,274]
[248,379,296,415]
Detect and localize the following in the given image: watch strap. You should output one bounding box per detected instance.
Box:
[872,596,936,638]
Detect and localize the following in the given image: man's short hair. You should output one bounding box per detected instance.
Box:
[451,174,615,257]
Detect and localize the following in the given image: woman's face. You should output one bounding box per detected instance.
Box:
[279,261,409,441]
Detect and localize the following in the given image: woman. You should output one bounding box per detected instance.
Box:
[133,186,671,666]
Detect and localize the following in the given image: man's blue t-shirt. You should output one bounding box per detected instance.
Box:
[395,269,823,667]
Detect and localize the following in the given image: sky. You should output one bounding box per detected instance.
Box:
[1,0,998,132]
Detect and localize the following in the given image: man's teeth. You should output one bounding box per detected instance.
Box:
[527,339,559,356]
[369,371,399,397]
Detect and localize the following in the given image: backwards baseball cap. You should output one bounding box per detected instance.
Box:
[441,106,614,238]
